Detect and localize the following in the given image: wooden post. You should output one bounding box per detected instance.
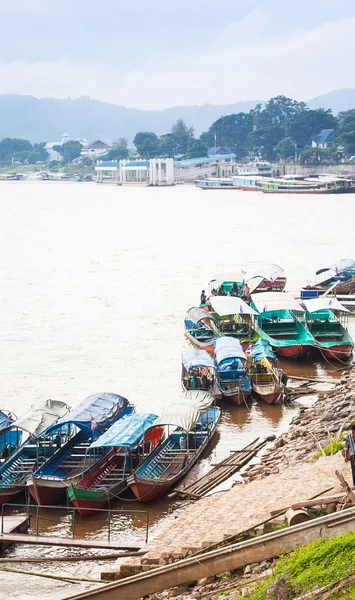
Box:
[335,470,355,505]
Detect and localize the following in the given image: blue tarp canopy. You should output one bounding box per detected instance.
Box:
[215,337,247,365]
[89,413,157,450]
[0,410,13,433]
[251,340,276,362]
[182,349,215,370]
[46,393,129,437]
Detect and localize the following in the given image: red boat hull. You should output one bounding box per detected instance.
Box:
[320,345,354,361]
[70,497,108,516]
[27,479,67,505]
[276,345,309,359]
[130,479,171,503]
[223,390,251,406]
[0,488,22,507]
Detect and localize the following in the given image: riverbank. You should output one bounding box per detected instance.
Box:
[110,367,354,592]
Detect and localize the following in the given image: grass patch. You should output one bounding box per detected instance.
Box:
[246,531,355,599]
[314,440,345,460]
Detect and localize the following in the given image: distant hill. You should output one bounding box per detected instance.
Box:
[308,88,355,114]
[1,89,354,144]
[0,95,259,144]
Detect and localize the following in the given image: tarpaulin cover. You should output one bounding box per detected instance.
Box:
[215,337,247,364]
[185,307,215,324]
[46,393,129,436]
[182,348,215,370]
[246,264,284,283]
[152,391,215,432]
[13,399,71,437]
[0,410,14,433]
[89,413,158,450]
[209,296,257,316]
[304,297,350,313]
[209,272,246,285]
[251,292,304,314]
[251,340,277,361]
[316,259,355,276]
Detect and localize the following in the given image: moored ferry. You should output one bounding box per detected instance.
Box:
[195,178,234,189]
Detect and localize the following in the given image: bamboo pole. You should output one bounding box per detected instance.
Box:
[0,552,146,563]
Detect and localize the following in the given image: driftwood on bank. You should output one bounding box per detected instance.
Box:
[335,470,355,505]
[170,436,276,500]
[269,492,346,516]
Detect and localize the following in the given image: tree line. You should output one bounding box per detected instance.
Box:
[1,95,355,167]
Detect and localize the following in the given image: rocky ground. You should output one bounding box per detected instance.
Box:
[107,367,355,598]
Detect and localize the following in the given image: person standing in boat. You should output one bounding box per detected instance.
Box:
[200,290,207,305]
[241,282,251,303]
[230,282,239,297]
[344,423,355,485]
[218,285,226,296]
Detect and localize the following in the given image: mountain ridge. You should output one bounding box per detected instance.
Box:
[0,88,354,144]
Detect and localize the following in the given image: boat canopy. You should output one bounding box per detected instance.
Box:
[210,272,246,285]
[246,264,284,283]
[209,296,257,316]
[182,348,215,371]
[304,298,350,313]
[0,410,14,433]
[46,393,129,437]
[215,337,247,364]
[89,413,158,450]
[12,399,70,437]
[251,292,304,314]
[185,307,215,324]
[152,391,215,432]
[316,259,355,276]
[251,340,277,361]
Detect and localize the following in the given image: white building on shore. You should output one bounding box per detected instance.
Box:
[95,158,175,185]
[45,133,88,162]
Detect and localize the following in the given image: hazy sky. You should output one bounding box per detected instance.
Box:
[0,0,354,109]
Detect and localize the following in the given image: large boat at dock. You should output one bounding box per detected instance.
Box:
[304,297,354,360]
[214,337,251,405]
[27,393,134,505]
[258,175,355,194]
[181,348,221,399]
[67,413,159,515]
[251,292,315,358]
[302,259,355,296]
[250,341,285,404]
[128,391,220,502]
[194,178,234,190]
[209,296,259,349]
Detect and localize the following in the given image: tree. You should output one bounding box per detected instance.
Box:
[337,110,355,156]
[133,132,159,157]
[259,96,307,127]
[106,138,129,161]
[139,138,160,159]
[188,140,208,158]
[27,151,43,164]
[287,109,337,146]
[275,138,295,160]
[53,141,83,164]
[201,112,253,160]
[171,118,194,154]
[0,138,32,163]
[159,133,176,157]
[248,125,286,161]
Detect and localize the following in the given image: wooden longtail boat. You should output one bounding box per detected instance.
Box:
[209,296,259,350]
[184,307,218,356]
[303,259,355,296]
[0,400,70,506]
[251,292,315,359]
[67,413,159,515]
[27,393,134,506]
[245,264,287,294]
[181,348,221,399]
[128,392,220,502]
[250,341,285,404]
[304,298,354,361]
[214,337,251,405]
[259,177,355,194]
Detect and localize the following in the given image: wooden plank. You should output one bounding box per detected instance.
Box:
[0,533,140,550]
[269,493,346,516]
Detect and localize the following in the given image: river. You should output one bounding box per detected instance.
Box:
[0,181,354,599]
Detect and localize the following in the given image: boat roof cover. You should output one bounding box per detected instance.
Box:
[46,393,129,436]
[316,259,355,275]
[152,391,215,432]
[13,399,70,437]
[215,337,247,364]
[0,410,14,433]
[210,272,246,285]
[304,297,350,313]
[251,340,277,361]
[186,307,215,324]
[89,413,158,450]
[209,296,257,316]
[182,348,215,370]
[251,292,304,313]
[246,264,284,283]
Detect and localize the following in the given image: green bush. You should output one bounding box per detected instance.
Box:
[314,441,345,460]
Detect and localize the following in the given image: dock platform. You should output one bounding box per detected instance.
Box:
[0,531,140,550]
[0,515,29,550]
